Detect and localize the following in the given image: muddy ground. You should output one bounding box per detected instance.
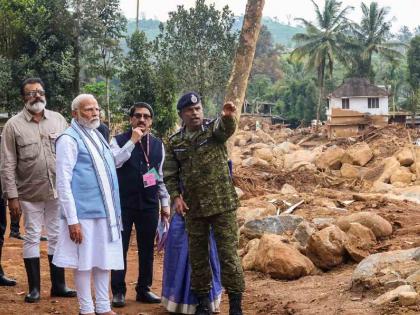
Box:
[0,198,419,315]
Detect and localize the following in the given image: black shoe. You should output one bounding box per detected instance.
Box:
[195,294,211,315]
[136,290,161,303]
[112,292,126,307]
[48,255,77,298]
[228,292,243,315]
[24,257,40,303]
[0,273,17,286]
[9,231,24,240]
[40,236,48,241]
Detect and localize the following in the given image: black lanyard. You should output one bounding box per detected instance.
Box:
[139,134,150,169]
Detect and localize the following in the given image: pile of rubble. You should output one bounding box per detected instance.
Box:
[232,122,420,310]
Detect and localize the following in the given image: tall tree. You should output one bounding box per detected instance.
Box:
[155,0,238,105]
[348,2,403,81]
[82,0,126,125]
[292,0,352,125]
[407,35,420,123]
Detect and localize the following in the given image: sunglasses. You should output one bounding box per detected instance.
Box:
[25,90,45,97]
[132,113,151,119]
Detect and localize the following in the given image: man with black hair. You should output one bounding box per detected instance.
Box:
[110,102,170,307]
[0,77,76,302]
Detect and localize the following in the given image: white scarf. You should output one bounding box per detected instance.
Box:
[71,119,120,241]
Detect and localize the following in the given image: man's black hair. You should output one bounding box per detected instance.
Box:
[129,102,154,118]
[20,77,45,96]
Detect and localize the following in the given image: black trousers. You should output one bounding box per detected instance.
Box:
[111,207,159,295]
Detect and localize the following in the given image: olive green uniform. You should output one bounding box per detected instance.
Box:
[164,115,245,295]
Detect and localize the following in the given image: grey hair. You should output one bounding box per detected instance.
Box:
[71,94,96,111]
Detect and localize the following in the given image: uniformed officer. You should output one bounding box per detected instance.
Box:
[164,92,245,315]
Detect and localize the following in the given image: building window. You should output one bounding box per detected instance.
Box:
[368,97,379,109]
[342,98,350,109]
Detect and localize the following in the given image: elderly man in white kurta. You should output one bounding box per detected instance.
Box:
[53,94,123,315]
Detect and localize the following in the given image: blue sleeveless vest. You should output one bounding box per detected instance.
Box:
[60,127,121,219]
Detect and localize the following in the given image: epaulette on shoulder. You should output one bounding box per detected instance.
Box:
[203,118,217,129]
[168,130,181,141]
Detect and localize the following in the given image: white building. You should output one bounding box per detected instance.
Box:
[326,77,389,121]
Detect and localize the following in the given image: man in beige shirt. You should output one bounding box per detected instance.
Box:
[0,77,76,303]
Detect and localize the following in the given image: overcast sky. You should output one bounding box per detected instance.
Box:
[119,0,420,32]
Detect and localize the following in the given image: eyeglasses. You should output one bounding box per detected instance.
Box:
[25,90,45,97]
[132,113,151,119]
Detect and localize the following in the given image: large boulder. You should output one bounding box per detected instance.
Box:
[372,285,416,305]
[336,212,392,238]
[292,221,316,248]
[273,141,299,155]
[241,157,269,168]
[315,146,345,170]
[352,247,420,289]
[254,234,315,279]
[342,142,373,166]
[255,129,275,144]
[376,156,401,183]
[236,205,276,227]
[396,147,415,167]
[283,150,316,170]
[344,222,377,262]
[306,225,348,270]
[242,238,260,271]
[340,163,361,179]
[390,167,414,185]
[253,147,274,163]
[242,215,304,239]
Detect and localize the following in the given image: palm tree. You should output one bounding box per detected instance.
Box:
[349,2,403,81]
[292,0,353,125]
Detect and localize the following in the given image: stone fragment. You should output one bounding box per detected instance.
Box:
[306,225,348,270]
[336,212,392,238]
[254,234,315,279]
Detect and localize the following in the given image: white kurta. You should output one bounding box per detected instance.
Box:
[52,128,123,271]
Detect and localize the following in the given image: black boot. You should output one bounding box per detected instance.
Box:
[228,292,243,315]
[195,294,211,315]
[0,248,16,286]
[0,265,16,286]
[24,257,40,303]
[48,255,77,297]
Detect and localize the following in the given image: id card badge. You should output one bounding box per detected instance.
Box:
[142,167,159,188]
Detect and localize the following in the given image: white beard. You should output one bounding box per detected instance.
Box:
[78,117,100,129]
[25,100,46,113]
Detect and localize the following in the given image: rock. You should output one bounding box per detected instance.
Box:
[399,291,419,306]
[390,167,413,185]
[255,129,275,144]
[376,156,401,183]
[283,150,316,170]
[292,221,316,248]
[352,247,420,289]
[344,223,377,262]
[340,163,361,178]
[236,206,276,227]
[315,146,345,170]
[372,285,416,305]
[342,142,373,166]
[406,270,420,285]
[242,215,304,239]
[254,234,315,279]
[241,157,269,168]
[280,184,298,195]
[336,212,392,238]
[312,217,336,229]
[242,238,260,271]
[312,198,336,208]
[396,147,415,167]
[290,161,317,172]
[235,187,245,199]
[306,225,348,270]
[273,141,299,155]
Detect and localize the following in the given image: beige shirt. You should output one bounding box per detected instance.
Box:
[0,107,67,201]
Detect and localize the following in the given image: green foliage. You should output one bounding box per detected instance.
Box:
[407,35,420,116]
[155,0,238,105]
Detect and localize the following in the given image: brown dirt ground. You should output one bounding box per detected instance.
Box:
[1,200,419,315]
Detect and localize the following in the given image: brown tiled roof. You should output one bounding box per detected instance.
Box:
[329,77,389,98]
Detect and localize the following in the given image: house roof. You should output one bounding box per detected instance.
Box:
[329,77,389,98]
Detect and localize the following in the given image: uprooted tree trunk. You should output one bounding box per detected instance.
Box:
[224,0,265,121]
